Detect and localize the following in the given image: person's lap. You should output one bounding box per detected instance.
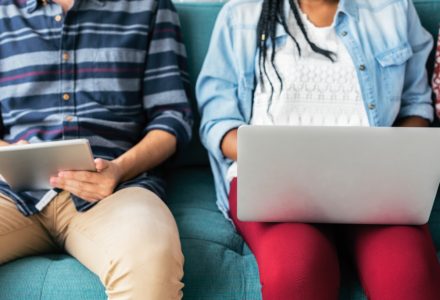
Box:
[0,187,184,299]
[228,178,440,300]
[228,178,340,299]
[0,193,58,264]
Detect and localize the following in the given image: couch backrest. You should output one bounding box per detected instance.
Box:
[173,0,440,167]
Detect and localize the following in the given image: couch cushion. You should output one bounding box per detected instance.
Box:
[0,255,106,300]
[166,167,262,299]
[171,3,224,167]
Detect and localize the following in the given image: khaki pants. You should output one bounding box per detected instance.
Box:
[0,187,184,300]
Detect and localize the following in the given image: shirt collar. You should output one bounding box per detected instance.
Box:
[26,0,105,14]
[337,0,359,21]
[26,0,39,13]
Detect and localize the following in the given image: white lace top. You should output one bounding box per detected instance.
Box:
[227,5,370,181]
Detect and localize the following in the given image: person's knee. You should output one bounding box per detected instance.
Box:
[257,224,339,299]
[357,227,440,299]
[103,227,184,298]
[364,251,439,296]
[124,238,183,279]
[259,256,339,300]
[110,216,184,276]
[100,190,184,294]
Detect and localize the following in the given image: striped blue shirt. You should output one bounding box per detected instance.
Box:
[0,0,193,216]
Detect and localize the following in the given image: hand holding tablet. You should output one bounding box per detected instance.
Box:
[0,139,95,191]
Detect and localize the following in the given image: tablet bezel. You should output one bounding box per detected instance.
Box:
[0,139,95,191]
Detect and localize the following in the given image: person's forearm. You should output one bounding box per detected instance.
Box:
[113,129,177,182]
[395,116,430,127]
[221,128,238,161]
[0,140,9,146]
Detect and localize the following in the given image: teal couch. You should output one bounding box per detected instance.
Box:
[1,1,439,299]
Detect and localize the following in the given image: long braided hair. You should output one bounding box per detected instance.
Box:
[256,0,336,112]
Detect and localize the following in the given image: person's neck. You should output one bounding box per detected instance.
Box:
[297,0,339,27]
[52,0,74,13]
[299,0,339,6]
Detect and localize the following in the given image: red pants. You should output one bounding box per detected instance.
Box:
[229,178,440,300]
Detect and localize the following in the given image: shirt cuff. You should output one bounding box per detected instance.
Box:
[398,103,434,122]
[204,119,246,161]
[144,114,192,148]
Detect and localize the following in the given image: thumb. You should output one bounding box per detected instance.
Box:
[94,158,108,172]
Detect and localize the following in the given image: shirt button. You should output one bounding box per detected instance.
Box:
[62,52,69,61]
[65,115,74,122]
[368,103,376,110]
[341,31,348,37]
[55,15,62,22]
[63,93,70,101]
[359,64,366,71]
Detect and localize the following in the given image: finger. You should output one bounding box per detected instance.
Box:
[50,177,101,202]
[50,176,95,194]
[15,140,29,145]
[95,158,109,172]
[58,170,99,184]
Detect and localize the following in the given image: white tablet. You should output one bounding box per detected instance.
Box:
[0,139,95,191]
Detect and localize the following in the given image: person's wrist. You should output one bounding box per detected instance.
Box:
[112,157,130,183]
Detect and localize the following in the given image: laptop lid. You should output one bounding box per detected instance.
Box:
[237,126,440,224]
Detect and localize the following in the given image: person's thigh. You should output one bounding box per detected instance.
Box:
[229,178,340,300]
[346,224,440,300]
[63,187,184,300]
[0,194,57,264]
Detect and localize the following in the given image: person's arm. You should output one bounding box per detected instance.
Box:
[50,0,192,202]
[395,116,430,127]
[113,130,176,182]
[50,130,176,202]
[196,5,247,163]
[396,0,434,124]
[221,128,238,161]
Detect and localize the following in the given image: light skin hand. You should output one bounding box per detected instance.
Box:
[50,129,177,202]
[50,158,123,202]
[0,140,29,146]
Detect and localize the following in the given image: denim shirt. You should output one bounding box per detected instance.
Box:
[196,0,434,217]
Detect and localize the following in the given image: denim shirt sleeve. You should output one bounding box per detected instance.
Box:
[196,6,247,161]
[398,0,434,121]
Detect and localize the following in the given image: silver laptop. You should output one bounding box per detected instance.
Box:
[237,126,440,225]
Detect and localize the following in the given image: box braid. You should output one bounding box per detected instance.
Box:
[256,0,336,113]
